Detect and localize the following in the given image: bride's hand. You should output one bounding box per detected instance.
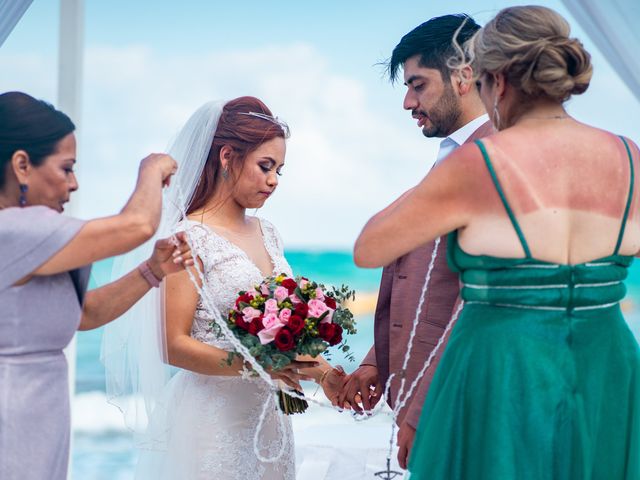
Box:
[269,360,318,390]
[147,231,194,279]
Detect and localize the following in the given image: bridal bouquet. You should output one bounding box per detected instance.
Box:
[220,273,357,414]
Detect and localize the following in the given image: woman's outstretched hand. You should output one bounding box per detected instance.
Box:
[139,153,178,187]
[147,231,194,279]
[268,360,318,390]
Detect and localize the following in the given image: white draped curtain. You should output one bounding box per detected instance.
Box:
[0,0,33,47]
[562,0,640,102]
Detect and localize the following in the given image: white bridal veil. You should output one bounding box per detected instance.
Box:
[101,101,292,461]
[101,100,225,444]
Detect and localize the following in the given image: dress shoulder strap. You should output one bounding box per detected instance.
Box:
[614,136,635,255]
[475,139,532,259]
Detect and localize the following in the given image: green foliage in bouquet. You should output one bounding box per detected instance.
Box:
[210,274,357,414]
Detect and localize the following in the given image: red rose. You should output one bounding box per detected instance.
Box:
[318,322,336,342]
[248,317,264,336]
[294,303,308,319]
[281,278,298,295]
[235,292,254,309]
[234,312,250,331]
[287,315,305,336]
[274,328,296,352]
[324,296,337,309]
[318,322,343,346]
[330,324,343,345]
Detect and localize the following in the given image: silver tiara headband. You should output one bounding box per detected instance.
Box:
[238,111,290,137]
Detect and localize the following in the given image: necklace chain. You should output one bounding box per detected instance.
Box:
[519,114,570,121]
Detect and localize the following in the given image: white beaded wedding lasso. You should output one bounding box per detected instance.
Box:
[174,185,460,467]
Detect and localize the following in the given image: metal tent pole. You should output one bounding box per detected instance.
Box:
[58,1,84,478]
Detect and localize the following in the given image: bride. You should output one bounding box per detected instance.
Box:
[103,97,345,479]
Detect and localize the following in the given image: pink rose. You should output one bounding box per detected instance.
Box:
[260,284,271,296]
[264,298,279,315]
[308,299,329,319]
[241,306,262,323]
[279,308,292,323]
[299,279,309,289]
[274,286,289,303]
[320,308,334,324]
[315,287,325,301]
[288,294,302,305]
[257,323,284,345]
[262,313,281,329]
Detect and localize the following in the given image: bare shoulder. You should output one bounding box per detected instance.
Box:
[417,140,501,216]
[252,216,278,236]
[619,135,640,156]
[577,126,640,164]
[438,140,485,169]
[431,140,492,187]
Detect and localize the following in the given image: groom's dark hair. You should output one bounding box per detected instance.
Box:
[386,14,481,84]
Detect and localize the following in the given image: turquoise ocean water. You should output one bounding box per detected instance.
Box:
[72,252,640,479]
[75,251,382,393]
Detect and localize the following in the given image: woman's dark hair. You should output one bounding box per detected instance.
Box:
[187,96,289,215]
[387,14,481,83]
[0,91,75,188]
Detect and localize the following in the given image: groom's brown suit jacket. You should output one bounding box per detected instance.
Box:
[361,120,494,429]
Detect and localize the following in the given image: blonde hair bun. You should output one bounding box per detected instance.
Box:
[473,6,592,102]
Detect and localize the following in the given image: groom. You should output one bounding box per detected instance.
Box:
[339,14,493,469]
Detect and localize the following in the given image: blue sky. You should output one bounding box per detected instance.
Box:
[2,0,639,248]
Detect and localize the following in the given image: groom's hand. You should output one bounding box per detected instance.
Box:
[337,365,381,413]
[319,366,347,405]
[396,421,416,470]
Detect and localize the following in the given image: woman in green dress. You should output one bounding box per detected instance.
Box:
[355,6,640,479]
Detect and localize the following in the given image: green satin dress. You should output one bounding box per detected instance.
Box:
[409,138,640,480]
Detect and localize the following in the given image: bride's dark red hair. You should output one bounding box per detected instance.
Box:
[186,96,288,215]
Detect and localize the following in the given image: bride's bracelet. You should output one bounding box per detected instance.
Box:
[318,368,332,385]
[313,369,331,397]
[318,365,345,385]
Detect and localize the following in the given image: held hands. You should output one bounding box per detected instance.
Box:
[268,360,318,390]
[319,366,348,406]
[140,153,178,187]
[336,364,382,413]
[147,232,194,279]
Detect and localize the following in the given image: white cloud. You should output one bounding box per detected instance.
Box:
[3,43,432,248]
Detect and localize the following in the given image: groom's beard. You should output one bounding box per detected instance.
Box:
[420,86,462,138]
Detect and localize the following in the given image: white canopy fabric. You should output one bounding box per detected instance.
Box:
[562,0,640,102]
[0,0,33,47]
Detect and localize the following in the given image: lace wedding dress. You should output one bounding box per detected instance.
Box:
[135,217,295,480]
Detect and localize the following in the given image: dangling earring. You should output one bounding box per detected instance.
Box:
[19,184,28,207]
[492,96,502,130]
[222,168,229,180]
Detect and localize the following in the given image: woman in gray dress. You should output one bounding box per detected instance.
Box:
[0,91,193,480]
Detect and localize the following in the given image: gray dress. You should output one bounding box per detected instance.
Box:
[0,206,91,480]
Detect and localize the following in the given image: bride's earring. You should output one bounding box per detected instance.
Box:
[492,96,502,130]
[222,167,229,180]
